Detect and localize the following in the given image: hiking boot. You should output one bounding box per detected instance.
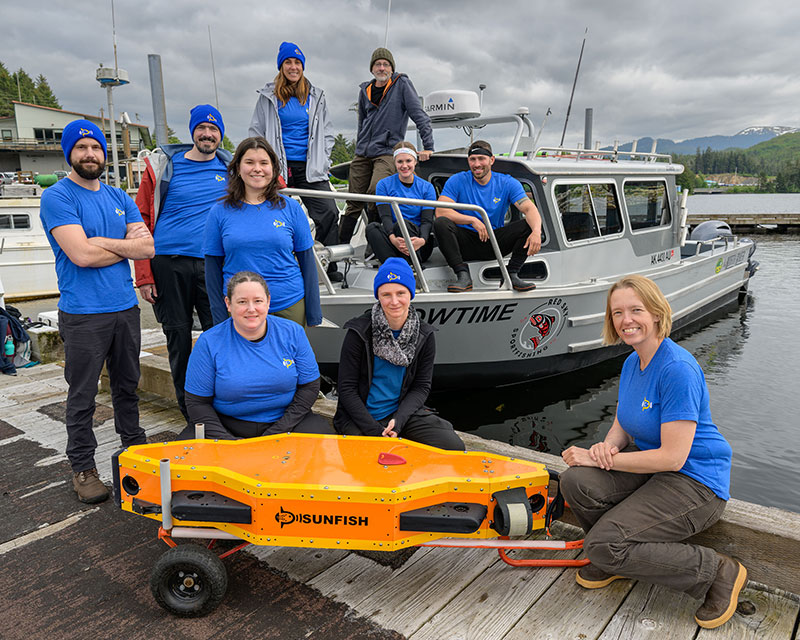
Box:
[509,273,536,292]
[72,468,109,504]
[576,563,626,589]
[447,270,473,293]
[694,554,747,629]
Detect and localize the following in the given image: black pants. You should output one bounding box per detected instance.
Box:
[204,411,335,440]
[365,221,435,264]
[151,255,214,420]
[287,161,339,247]
[59,307,146,472]
[337,408,465,451]
[434,216,531,273]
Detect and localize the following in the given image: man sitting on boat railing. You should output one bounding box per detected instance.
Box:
[434,140,542,293]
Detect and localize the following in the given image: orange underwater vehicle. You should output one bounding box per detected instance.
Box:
[114,432,586,616]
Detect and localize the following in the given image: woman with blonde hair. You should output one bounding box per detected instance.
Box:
[561,274,746,630]
[248,42,342,281]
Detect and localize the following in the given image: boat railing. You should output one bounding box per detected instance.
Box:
[690,234,738,256]
[281,188,513,294]
[534,145,673,164]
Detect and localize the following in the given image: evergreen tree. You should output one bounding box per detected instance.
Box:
[12,69,36,104]
[222,135,234,152]
[34,75,61,109]
[330,133,355,165]
[0,62,16,117]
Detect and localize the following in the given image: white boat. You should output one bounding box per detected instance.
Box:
[294,98,757,389]
[0,198,59,301]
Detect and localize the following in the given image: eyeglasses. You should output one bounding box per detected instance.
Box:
[373,61,392,68]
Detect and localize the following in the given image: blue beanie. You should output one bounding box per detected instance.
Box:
[374,257,415,300]
[277,41,305,70]
[61,119,107,165]
[189,104,224,138]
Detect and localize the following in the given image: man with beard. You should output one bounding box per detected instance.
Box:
[134,105,232,424]
[338,48,435,244]
[40,119,155,504]
[434,140,542,292]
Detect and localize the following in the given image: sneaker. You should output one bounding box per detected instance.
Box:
[694,554,747,629]
[72,468,109,504]
[447,270,473,293]
[575,563,626,589]
[509,273,536,292]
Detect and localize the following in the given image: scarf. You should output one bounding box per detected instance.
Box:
[370,302,419,367]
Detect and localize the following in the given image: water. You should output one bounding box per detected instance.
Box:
[433,232,800,515]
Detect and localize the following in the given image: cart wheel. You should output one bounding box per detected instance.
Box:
[150,544,228,617]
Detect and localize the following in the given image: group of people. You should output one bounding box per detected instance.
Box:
[38,42,745,631]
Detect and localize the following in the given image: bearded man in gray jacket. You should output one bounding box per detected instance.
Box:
[339,48,435,244]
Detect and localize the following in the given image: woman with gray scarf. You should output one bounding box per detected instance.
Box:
[333,258,464,450]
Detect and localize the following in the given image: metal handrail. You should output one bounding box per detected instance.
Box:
[534,146,673,164]
[281,187,514,293]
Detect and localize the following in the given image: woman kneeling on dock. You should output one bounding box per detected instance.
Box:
[333,258,464,450]
[183,271,333,439]
[560,275,746,630]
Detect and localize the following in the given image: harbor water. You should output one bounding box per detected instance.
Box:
[434,230,800,515]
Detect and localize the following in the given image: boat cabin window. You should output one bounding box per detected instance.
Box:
[0,214,31,230]
[554,182,623,242]
[624,180,671,230]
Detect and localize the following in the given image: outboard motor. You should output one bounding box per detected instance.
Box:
[689,220,734,242]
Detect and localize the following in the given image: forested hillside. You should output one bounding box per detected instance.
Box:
[0,62,61,117]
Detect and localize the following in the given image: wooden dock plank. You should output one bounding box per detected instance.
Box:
[409,550,580,640]
[248,546,350,583]
[308,549,412,602]
[349,545,503,636]
[501,567,635,640]
[597,582,700,640]
[695,583,800,640]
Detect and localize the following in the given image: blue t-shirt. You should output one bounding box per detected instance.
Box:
[185,315,319,423]
[617,338,732,500]
[441,170,527,231]
[376,173,436,226]
[278,97,310,161]
[154,152,228,257]
[203,196,314,312]
[366,330,406,420]
[40,178,142,314]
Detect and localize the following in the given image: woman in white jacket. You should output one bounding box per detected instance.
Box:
[248,41,342,281]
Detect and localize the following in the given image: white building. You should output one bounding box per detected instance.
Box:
[0,101,151,175]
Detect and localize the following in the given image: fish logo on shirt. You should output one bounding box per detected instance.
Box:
[214,174,226,182]
[493,197,501,204]
[642,397,652,411]
[78,128,93,137]
[528,313,554,349]
[283,358,295,368]
[114,207,125,217]
[273,220,286,229]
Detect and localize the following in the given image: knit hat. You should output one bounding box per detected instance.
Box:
[61,119,107,165]
[374,257,415,300]
[370,47,395,73]
[189,104,225,138]
[277,41,305,70]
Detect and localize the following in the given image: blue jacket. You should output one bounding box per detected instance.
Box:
[355,73,434,158]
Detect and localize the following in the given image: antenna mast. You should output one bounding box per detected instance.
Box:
[384,0,392,47]
[208,25,220,110]
[560,27,588,147]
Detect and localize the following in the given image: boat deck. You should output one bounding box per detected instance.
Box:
[2,364,799,639]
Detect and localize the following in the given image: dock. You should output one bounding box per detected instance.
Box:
[687,212,800,233]
[2,361,800,639]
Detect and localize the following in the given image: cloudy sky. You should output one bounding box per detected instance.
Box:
[5,0,800,152]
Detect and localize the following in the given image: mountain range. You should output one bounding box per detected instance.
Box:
[612,126,799,154]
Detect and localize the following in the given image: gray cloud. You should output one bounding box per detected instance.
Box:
[5,0,799,152]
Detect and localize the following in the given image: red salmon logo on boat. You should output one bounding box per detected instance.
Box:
[510,298,568,359]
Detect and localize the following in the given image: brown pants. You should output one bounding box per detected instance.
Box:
[342,154,395,221]
[560,463,726,599]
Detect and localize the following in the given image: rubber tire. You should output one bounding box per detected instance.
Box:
[150,544,228,617]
